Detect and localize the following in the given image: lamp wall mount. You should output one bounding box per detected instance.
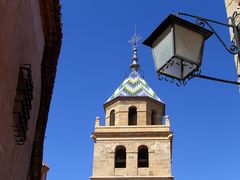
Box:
[157,61,240,86]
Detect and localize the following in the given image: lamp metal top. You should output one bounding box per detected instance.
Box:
[143,14,213,47]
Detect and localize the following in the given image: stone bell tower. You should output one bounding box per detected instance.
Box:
[90,32,174,180]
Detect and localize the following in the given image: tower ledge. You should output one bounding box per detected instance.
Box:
[90,176,174,180]
[94,125,171,133]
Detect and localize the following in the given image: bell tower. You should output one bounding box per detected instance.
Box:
[90,32,174,180]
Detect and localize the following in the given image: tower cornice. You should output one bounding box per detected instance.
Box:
[104,96,165,110]
[92,131,173,139]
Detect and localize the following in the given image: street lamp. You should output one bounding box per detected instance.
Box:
[143,12,240,86]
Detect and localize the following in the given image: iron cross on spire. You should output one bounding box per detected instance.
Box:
[128,25,142,48]
[129,25,142,71]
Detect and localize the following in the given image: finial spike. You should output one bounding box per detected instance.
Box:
[129,25,142,71]
[134,23,137,35]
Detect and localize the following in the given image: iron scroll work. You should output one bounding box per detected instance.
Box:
[158,12,240,86]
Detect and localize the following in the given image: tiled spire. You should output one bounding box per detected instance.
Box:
[106,71,163,103]
[106,29,163,103]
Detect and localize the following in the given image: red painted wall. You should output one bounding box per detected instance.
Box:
[0,1,45,179]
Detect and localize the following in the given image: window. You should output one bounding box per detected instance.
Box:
[138,145,149,168]
[12,64,33,145]
[151,110,158,125]
[110,110,115,126]
[128,106,137,125]
[115,146,126,168]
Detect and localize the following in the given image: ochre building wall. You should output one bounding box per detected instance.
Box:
[225,0,240,83]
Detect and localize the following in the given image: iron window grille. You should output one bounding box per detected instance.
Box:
[12,64,33,145]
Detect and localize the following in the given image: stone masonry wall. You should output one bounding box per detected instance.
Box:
[105,99,165,126]
[92,98,172,179]
[225,0,240,84]
[92,139,172,177]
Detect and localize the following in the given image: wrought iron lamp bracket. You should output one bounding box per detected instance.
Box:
[158,68,240,86]
[156,12,240,86]
[176,12,240,55]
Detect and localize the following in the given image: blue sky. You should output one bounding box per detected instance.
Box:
[44,1,240,180]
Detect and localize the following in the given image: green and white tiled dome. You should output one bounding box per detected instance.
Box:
[106,32,162,103]
[106,70,162,103]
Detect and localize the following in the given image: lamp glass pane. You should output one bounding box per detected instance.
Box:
[160,57,198,80]
[174,24,204,65]
[152,26,174,72]
[183,61,197,78]
[160,57,182,79]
